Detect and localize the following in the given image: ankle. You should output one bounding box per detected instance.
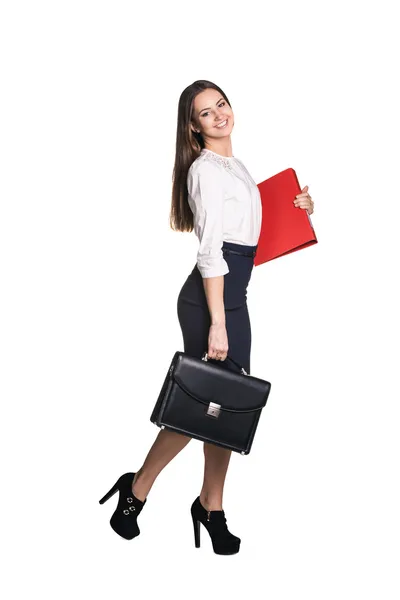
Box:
[132,469,153,502]
[199,493,223,512]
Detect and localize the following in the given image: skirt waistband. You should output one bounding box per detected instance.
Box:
[222,241,258,258]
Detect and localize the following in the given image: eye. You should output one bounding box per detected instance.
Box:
[200,101,226,118]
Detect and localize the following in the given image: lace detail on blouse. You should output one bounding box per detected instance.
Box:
[200,149,234,170]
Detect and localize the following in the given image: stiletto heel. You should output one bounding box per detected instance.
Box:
[99,472,146,540]
[192,514,201,548]
[190,497,241,555]
[99,481,119,504]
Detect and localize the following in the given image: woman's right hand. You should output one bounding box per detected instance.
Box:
[207,322,228,361]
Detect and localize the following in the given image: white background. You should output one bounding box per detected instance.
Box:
[1,1,399,598]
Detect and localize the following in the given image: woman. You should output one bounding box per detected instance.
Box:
[99,80,314,554]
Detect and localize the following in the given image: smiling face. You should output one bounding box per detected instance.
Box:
[191,88,234,141]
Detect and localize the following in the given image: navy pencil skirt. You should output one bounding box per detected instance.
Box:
[177,241,258,375]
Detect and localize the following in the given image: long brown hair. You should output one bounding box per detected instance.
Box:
[169,80,232,232]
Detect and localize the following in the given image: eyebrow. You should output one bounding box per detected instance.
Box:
[199,97,224,115]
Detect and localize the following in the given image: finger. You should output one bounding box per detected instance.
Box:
[300,185,309,193]
[293,198,308,205]
[294,200,312,208]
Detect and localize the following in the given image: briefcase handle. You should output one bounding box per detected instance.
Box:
[202,352,248,376]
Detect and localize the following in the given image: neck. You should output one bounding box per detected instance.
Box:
[203,137,233,158]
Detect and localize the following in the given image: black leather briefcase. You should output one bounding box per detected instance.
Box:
[150,351,271,455]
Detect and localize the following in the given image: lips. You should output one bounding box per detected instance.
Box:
[215,118,228,128]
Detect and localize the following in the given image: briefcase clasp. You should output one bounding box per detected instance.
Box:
[206,402,221,418]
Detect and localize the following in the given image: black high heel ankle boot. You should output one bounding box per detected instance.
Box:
[99,472,146,540]
[190,496,241,555]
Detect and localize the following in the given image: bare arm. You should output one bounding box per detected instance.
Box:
[202,275,228,361]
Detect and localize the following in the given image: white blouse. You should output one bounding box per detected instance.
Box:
[187,148,262,278]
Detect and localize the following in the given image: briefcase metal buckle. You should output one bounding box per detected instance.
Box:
[206,402,221,418]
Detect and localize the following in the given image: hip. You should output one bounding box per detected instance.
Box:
[178,241,258,310]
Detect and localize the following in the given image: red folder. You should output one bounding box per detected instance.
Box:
[254,168,317,266]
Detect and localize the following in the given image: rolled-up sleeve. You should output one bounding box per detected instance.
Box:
[187,160,229,278]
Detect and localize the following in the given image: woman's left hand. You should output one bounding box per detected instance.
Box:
[293,185,314,215]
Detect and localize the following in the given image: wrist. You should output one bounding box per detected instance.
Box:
[211,319,226,327]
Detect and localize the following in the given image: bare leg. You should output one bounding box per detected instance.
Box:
[132,429,191,501]
[199,442,232,511]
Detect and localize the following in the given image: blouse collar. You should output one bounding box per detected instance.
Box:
[201,148,236,169]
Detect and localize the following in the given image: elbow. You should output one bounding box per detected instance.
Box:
[197,255,229,278]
